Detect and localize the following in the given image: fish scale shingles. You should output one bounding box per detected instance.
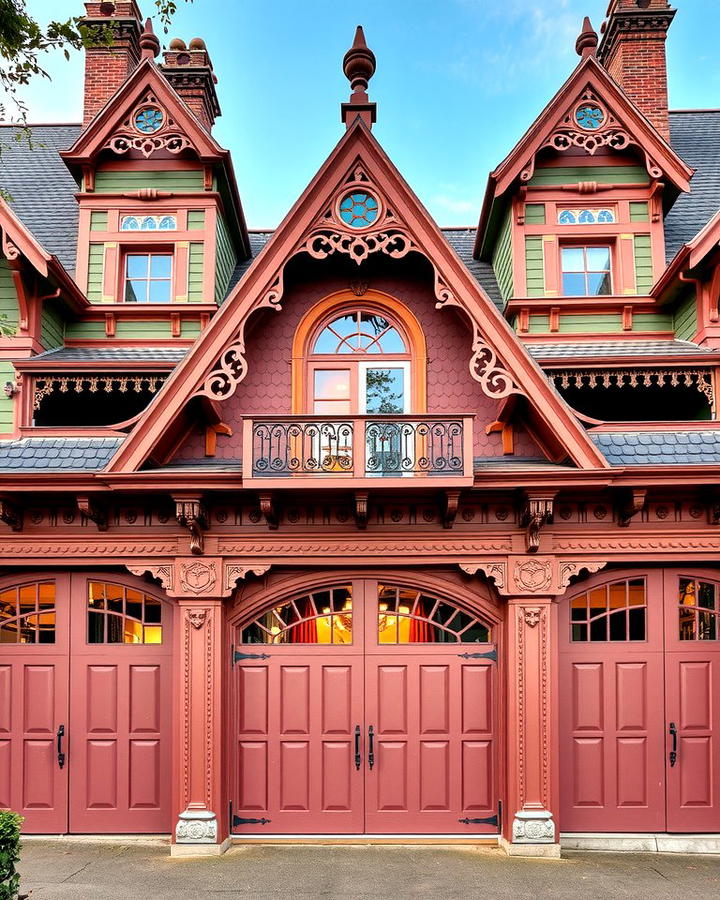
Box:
[0,438,123,470]
[591,431,720,465]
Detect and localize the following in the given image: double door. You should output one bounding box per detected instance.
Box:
[559,569,720,833]
[0,573,173,833]
[232,579,498,834]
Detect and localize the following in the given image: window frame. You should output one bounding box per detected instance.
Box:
[121,247,175,304]
[559,241,614,297]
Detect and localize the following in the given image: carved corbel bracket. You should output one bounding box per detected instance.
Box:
[355,491,368,530]
[618,488,647,527]
[520,494,555,553]
[0,498,23,532]
[77,495,108,532]
[259,493,278,530]
[443,490,461,529]
[558,559,608,590]
[174,497,208,555]
[458,559,507,592]
[126,562,174,592]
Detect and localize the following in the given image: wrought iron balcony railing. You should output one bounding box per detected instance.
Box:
[242,415,474,487]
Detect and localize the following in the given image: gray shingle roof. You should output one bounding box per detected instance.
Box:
[0,437,122,470]
[221,231,273,302]
[526,340,713,360]
[0,124,82,274]
[591,430,720,465]
[666,110,720,261]
[442,228,503,310]
[32,347,188,363]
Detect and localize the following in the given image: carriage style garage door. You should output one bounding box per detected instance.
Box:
[560,570,720,833]
[231,579,499,835]
[0,574,173,834]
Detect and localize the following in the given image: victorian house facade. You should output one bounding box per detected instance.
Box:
[1,0,719,855]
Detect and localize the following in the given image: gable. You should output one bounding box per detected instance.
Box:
[107,120,608,474]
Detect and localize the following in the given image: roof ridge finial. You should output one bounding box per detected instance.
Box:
[575,16,599,57]
[341,26,377,130]
[139,17,160,61]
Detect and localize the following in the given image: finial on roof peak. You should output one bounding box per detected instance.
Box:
[341,26,377,130]
[575,16,599,57]
[139,17,160,60]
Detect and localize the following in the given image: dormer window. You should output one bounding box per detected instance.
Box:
[561,245,612,296]
[124,252,173,303]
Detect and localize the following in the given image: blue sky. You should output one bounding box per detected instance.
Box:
[15,0,720,228]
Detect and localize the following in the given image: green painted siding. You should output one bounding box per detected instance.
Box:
[181,319,202,338]
[214,215,236,303]
[525,203,546,224]
[526,312,673,335]
[525,236,544,297]
[90,211,108,231]
[629,202,649,222]
[529,165,648,186]
[0,361,14,434]
[87,243,105,301]
[633,234,654,293]
[66,320,173,339]
[674,293,698,342]
[525,315,550,334]
[187,210,206,230]
[0,260,19,334]
[94,170,204,192]
[40,302,65,351]
[188,242,205,302]
[491,211,513,303]
[635,312,673,331]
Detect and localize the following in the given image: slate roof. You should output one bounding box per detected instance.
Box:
[0,124,82,274]
[222,231,273,302]
[665,110,720,261]
[0,437,122,470]
[441,228,503,310]
[31,347,188,363]
[526,340,714,360]
[590,430,720,465]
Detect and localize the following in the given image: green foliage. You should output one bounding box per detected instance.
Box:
[0,811,23,900]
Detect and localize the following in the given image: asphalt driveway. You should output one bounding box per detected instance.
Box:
[16,840,720,899]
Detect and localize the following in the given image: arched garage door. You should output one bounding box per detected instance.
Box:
[0,573,174,834]
[231,576,500,835]
[559,569,720,833]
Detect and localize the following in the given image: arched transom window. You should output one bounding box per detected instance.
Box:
[309,308,411,416]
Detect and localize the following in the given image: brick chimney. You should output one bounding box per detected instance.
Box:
[160,38,221,131]
[597,0,675,140]
[80,2,143,125]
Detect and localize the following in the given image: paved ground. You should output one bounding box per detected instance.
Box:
[16,840,720,899]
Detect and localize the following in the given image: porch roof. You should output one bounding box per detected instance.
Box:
[525,340,713,361]
[0,437,123,470]
[590,430,720,465]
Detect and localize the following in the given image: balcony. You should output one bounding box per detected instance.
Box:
[241,415,475,488]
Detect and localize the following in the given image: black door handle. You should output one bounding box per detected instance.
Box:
[57,724,65,770]
[669,721,677,767]
[368,725,375,770]
[354,725,361,770]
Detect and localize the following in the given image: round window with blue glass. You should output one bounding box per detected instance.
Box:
[575,104,605,130]
[134,106,165,134]
[338,191,379,229]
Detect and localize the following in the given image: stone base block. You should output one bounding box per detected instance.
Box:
[500,836,562,858]
[562,833,720,854]
[170,836,232,857]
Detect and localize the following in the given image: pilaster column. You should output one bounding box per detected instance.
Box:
[173,589,227,855]
[504,597,560,857]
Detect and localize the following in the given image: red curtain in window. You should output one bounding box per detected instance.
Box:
[288,597,318,643]
[409,596,431,643]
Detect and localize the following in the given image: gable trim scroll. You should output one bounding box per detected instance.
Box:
[106,121,608,474]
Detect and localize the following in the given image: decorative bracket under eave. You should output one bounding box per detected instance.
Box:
[443,489,461,529]
[355,491,368,530]
[617,488,647,527]
[0,498,22,532]
[520,493,555,553]
[258,493,278,530]
[174,496,208,555]
[77,495,108,531]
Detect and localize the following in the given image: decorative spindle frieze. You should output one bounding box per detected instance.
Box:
[33,375,167,411]
[551,369,714,404]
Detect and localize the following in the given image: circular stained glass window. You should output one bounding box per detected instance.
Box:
[134,106,164,133]
[575,104,604,130]
[338,191,379,229]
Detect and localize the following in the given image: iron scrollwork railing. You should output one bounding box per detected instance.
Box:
[252,420,354,476]
[250,416,469,479]
[365,419,464,475]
